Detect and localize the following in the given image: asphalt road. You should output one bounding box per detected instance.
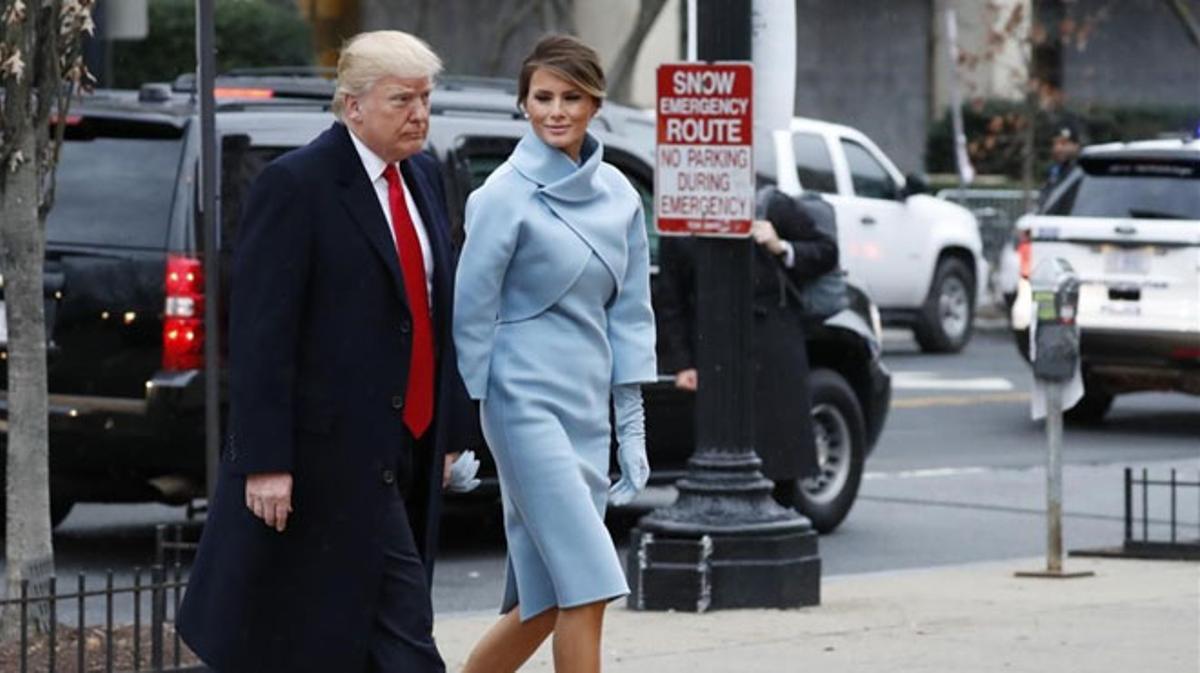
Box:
[11,327,1200,623]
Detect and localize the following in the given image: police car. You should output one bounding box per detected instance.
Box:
[1009,137,1200,422]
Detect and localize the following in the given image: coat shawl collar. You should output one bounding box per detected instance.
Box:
[509,131,626,291]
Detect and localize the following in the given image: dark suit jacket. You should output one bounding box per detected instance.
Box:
[656,189,837,480]
[178,123,472,673]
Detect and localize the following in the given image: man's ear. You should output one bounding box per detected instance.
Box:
[345,95,362,123]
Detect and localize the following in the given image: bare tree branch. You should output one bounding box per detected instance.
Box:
[1164,0,1200,48]
[608,0,668,104]
[488,0,541,76]
[550,0,576,34]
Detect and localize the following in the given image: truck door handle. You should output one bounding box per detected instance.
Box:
[861,216,877,225]
[1114,225,1137,235]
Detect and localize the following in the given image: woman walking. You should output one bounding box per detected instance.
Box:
[453,35,657,673]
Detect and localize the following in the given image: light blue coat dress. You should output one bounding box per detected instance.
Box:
[454,131,657,621]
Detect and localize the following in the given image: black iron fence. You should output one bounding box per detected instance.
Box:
[1,525,204,673]
[1124,467,1200,560]
[936,188,1035,270]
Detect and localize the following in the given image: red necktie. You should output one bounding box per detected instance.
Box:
[383,164,434,438]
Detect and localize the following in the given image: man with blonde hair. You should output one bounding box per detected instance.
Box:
[179,30,472,673]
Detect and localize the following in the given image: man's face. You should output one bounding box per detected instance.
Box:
[1051,135,1080,165]
[345,75,433,163]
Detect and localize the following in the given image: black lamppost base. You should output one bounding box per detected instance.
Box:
[625,454,822,612]
[626,524,820,612]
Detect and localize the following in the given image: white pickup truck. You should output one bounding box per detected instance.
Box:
[1009,138,1200,422]
[762,118,987,352]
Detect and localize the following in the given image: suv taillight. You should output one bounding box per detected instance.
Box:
[163,254,205,371]
[1016,229,1032,279]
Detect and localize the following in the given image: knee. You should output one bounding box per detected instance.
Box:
[556,601,607,624]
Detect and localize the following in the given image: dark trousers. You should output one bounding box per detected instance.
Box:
[366,488,444,672]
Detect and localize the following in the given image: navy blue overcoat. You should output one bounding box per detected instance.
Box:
[178,123,472,672]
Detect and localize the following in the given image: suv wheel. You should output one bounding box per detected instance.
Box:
[792,368,866,534]
[1065,387,1114,425]
[914,258,975,353]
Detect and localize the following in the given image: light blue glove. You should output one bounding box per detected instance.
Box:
[446,450,482,493]
[609,384,649,507]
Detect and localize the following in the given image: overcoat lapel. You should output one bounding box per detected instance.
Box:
[328,123,410,311]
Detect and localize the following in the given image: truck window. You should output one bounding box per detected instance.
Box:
[841,139,898,201]
[48,134,186,249]
[793,132,837,194]
[1070,160,1200,220]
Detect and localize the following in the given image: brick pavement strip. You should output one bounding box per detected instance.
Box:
[433,557,1199,672]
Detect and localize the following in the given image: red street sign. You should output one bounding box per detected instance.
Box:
[655,62,754,237]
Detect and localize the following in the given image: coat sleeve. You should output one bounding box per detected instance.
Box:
[608,199,658,385]
[769,190,839,283]
[226,163,312,475]
[453,186,520,400]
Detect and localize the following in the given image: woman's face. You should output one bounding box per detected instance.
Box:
[524,67,598,162]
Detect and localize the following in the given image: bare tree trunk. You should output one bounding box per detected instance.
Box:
[0,0,56,638]
[608,0,668,104]
[1021,87,1037,213]
[0,128,54,638]
[0,0,90,639]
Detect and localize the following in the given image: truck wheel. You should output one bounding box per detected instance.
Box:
[915,258,974,353]
[1065,388,1113,425]
[792,368,866,534]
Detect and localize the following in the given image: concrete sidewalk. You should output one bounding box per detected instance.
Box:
[433,556,1199,672]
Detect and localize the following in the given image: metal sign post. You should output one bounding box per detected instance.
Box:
[628,0,819,613]
[196,0,220,502]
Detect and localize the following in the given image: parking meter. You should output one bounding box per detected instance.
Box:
[1019,257,1094,579]
[1030,258,1080,382]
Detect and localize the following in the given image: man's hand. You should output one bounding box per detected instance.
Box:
[674,368,698,391]
[751,219,787,256]
[443,452,459,489]
[246,472,293,533]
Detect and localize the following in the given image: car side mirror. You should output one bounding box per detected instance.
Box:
[902,172,930,199]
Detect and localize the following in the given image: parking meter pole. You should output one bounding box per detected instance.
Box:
[1045,380,1063,573]
[196,0,220,502]
[627,0,820,612]
[1016,258,1092,580]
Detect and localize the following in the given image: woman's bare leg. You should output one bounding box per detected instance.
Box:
[461,606,557,673]
[551,601,607,673]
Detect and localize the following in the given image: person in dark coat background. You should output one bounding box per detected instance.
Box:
[656,188,838,507]
[178,31,475,673]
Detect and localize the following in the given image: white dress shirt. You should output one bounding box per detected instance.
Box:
[347,129,435,304]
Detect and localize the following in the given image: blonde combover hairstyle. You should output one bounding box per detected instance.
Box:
[332,31,443,120]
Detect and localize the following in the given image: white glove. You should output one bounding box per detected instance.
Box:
[608,384,649,507]
[446,450,482,493]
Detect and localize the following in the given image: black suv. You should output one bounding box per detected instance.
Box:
[0,75,890,533]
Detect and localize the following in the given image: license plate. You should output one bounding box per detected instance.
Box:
[1104,247,1151,275]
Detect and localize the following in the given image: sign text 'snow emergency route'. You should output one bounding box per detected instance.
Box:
[655,62,754,237]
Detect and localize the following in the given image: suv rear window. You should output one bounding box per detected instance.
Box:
[1050,158,1200,220]
[47,132,185,249]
